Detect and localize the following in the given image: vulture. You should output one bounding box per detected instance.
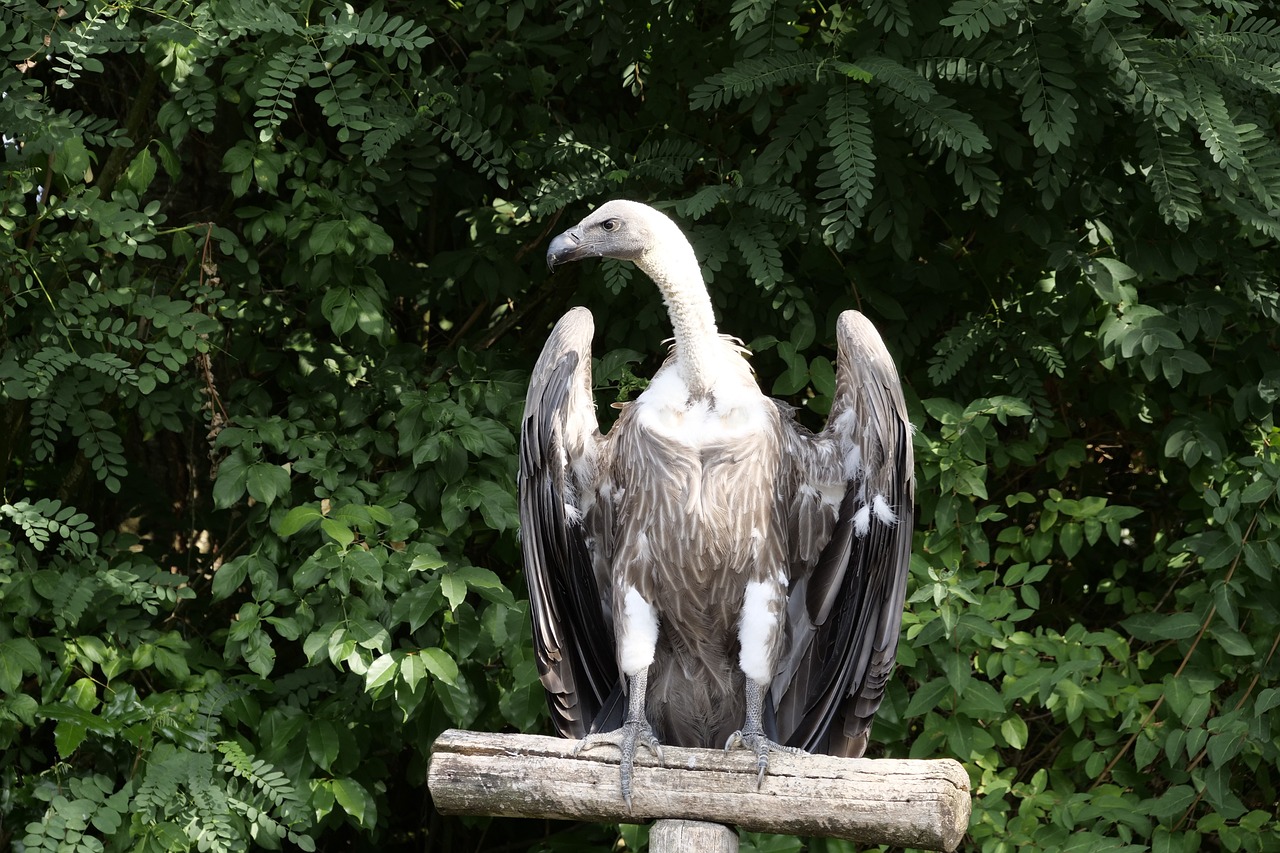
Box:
[520,200,914,806]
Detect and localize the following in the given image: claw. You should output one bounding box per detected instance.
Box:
[577,719,663,811]
[725,727,803,788]
[575,669,661,812]
[727,679,805,788]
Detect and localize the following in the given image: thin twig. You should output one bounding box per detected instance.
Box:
[446,298,491,351]
[1089,513,1258,791]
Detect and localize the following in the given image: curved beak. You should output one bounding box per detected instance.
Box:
[546,227,592,272]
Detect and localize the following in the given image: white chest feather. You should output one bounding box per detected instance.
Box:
[633,362,769,444]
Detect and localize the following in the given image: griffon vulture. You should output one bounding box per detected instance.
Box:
[520,200,914,806]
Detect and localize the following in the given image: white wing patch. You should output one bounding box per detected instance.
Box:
[853,495,896,537]
[853,504,872,537]
[872,494,896,525]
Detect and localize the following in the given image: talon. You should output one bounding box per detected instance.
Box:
[575,719,662,812]
[724,727,803,789]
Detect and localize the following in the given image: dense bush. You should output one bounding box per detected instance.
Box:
[1,1,1277,851]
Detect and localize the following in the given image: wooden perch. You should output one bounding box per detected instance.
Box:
[428,729,971,852]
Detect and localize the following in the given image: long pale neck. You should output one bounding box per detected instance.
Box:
[637,242,721,395]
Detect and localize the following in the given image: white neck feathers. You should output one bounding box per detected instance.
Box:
[634,215,722,395]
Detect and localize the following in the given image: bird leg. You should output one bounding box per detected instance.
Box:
[724,678,804,788]
[573,668,662,811]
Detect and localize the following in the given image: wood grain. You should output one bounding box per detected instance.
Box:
[427,729,971,851]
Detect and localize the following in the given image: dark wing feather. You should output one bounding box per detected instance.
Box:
[773,309,915,756]
[519,307,618,738]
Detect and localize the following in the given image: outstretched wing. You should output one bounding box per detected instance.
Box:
[519,307,619,738]
[773,309,915,756]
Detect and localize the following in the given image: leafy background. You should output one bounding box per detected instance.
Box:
[2,0,1278,851]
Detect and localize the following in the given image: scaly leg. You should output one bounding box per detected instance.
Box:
[724,678,803,788]
[574,668,662,810]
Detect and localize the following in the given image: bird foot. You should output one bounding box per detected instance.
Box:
[574,720,664,811]
[724,727,804,789]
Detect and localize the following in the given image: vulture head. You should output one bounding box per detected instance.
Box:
[546,200,684,271]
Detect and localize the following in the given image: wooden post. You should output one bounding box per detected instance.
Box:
[428,729,971,852]
[650,819,739,852]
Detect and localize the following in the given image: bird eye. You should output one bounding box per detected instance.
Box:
[601,219,618,232]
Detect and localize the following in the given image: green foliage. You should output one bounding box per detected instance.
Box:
[1,0,1278,851]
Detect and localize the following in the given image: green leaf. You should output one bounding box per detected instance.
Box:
[809,355,836,398]
[392,583,443,633]
[418,647,459,686]
[121,146,158,194]
[222,142,254,174]
[905,677,952,717]
[1018,26,1079,154]
[941,0,1010,39]
[243,627,276,676]
[1150,784,1196,820]
[211,556,249,600]
[498,679,545,731]
[320,518,356,548]
[0,638,40,694]
[1059,522,1083,559]
[1193,531,1241,570]
[923,397,966,424]
[364,653,398,692]
[1135,731,1160,770]
[1206,726,1247,767]
[54,719,89,757]
[1123,611,1203,642]
[213,448,252,509]
[246,463,290,505]
[817,82,876,245]
[75,636,110,666]
[472,480,518,532]
[277,504,324,536]
[690,51,824,111]
[772,342,810,396]
[1211,627,1254,656]
[1000,715,1028,749]
[321,287,361,335]
[1186,74,1246,178]
[66,677,97,711]
[953,465,988,499]
[440,481,483,532]
[399,652,427,694]
[437,673,480,726]
[957,680,1004,718]
[1239,477,1275,504]
[451,565,514,605]
[1090,256,1141,285]
[441,572,467,611]
[1256,688,1280,716]
[1163,675,1194,721]
[328,777,377,828]
[344,549,383,587]
[408,547,446,572]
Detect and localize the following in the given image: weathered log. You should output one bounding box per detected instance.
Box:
[427,729,971,852]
